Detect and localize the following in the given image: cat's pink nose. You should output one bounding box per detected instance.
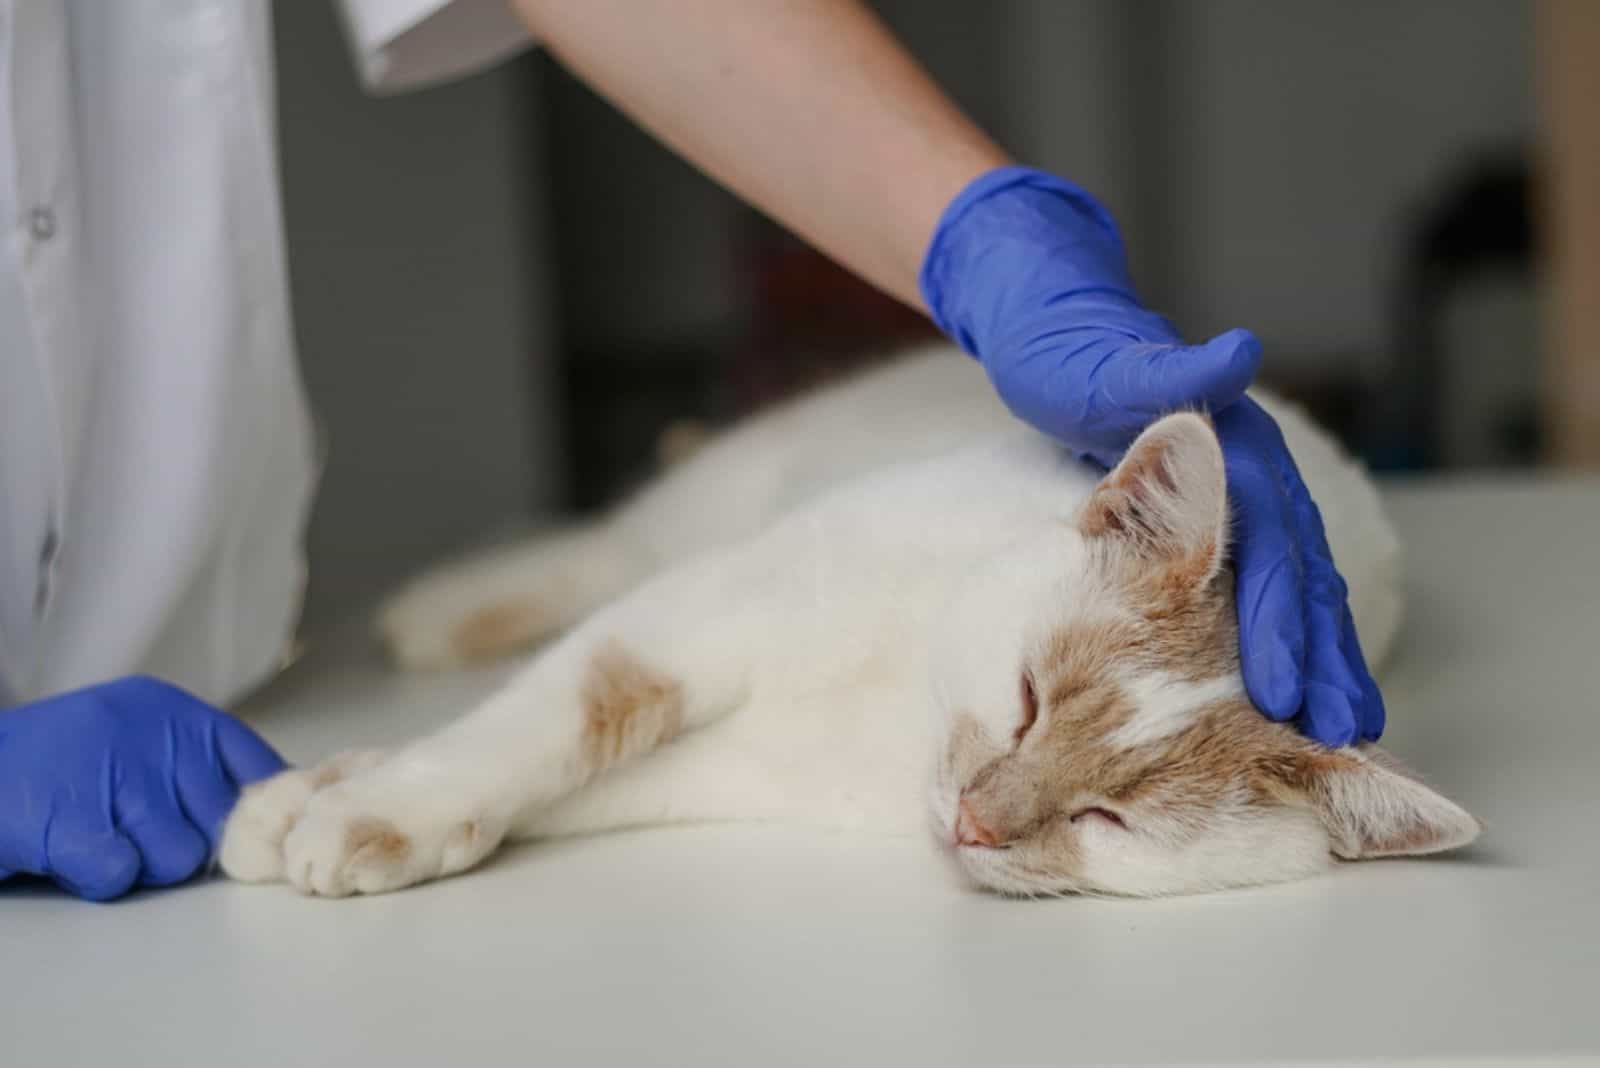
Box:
[955,799,1002,848]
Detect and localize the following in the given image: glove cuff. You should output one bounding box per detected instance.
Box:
[918,165,1134,356]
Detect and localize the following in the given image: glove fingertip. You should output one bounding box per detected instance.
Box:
[213,717,289,787]
[1311,720,1360,748]
[1335,607,1387,744]
[51,834,142,902]
[1235,569,1307,721]
[1243,660,1303,722]
[131,822,210,888]
[1361,706,1386,743]
[1212,326,1263,370]
[1356,664,1387,742]
[1188,328,1262,410]
[1298,682,1361,748]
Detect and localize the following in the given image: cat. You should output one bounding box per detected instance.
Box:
[221,345,1479,898]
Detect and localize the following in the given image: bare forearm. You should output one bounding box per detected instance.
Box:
[508,0,1009,309]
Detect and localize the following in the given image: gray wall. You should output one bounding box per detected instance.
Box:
[1158,0,1531,372]
[273,4,560,630]
[1007,1,1532,375]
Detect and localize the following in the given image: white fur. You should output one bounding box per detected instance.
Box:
[1108,672,1248,750]
[223,347,1432,898]
[1316,747,1482,859]
[1071,804,1335,898]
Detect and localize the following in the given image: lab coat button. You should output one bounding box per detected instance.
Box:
[28,207,56,241]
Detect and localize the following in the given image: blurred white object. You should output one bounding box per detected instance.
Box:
[0,1,535,704]
[337,0,532,93]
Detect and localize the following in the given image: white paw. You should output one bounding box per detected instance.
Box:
[376,555,551,672]
[281,775,507,898]
[218,750,387,884]
[219,769,316,883]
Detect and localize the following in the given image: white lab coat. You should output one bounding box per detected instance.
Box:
[0,0,533,706]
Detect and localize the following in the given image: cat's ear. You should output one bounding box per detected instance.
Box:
[1078,412,1228,584]
[1288,745,1481,859]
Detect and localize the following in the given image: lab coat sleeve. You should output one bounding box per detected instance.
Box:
[335,0,536,94]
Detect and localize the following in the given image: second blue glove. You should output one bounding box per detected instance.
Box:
[0,676,287,900]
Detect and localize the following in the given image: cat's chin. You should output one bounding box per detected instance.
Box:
[946,844,1079,898]
[925,787,1010,891]
[930,833,1006,893]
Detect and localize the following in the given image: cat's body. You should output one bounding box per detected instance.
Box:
[223,346,1475,899]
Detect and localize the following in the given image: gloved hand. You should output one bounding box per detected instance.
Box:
[920,165,1384,744]
[0,676,286,900]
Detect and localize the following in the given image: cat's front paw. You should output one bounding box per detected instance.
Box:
[220,750,389,884]
[219,769,316,883]
[280,771,508,898]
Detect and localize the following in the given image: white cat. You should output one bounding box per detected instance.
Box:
[222,346,1479,898]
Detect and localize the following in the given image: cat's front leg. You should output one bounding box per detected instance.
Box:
[227,542,786,897]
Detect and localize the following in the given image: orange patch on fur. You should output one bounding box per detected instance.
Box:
[1043,568,1239,690]
[453,601,549,663]
[957,582,1302,847]
[1078,497,1129,539]
[1134,699,1297,806]
[1138,571,1239,682]
[956,425,1326,861]
[309,750,381,789]
[343,818,411,866]
[580,641,685,775]
[1073,411,1231,680]
[310,763,346,789]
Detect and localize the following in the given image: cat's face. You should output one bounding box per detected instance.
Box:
[928,413,1479,897]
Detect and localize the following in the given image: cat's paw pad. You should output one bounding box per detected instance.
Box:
[281,782,505,898]
[218,749,388,884]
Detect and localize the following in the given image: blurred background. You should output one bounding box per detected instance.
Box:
[272,0,1592,631]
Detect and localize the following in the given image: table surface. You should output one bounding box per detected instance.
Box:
[5,477,1599,1067]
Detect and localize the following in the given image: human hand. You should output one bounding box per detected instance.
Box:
[919,166,1261,466]
[0,676,287,900]
[1215,400,1386,743]
[920,166,1384,744]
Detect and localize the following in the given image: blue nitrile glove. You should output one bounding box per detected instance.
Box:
[0,676,286,900]
[920,166,1384,744]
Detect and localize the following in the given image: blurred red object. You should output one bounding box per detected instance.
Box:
[731,221,939,413]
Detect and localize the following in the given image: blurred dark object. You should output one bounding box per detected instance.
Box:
[1368,154,1538,470]
[561,341,730,510]
[1254,366,1368,455]
[562,222,940,510]
[729,220,940,412]
[543,54,741,511]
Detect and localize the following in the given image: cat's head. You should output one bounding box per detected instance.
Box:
[928,412,1479,897]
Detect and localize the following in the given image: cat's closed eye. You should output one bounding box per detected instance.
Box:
[1014,672,1038,744]
[1070,806,1128,830]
